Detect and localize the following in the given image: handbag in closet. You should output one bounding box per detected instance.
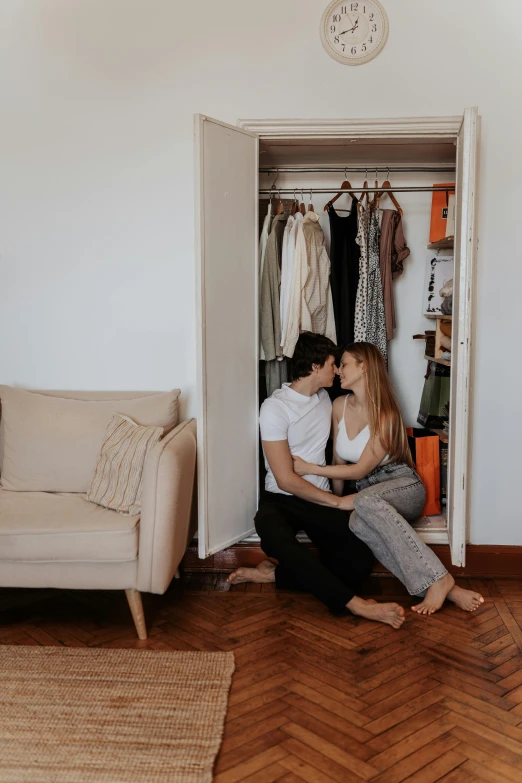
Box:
[407,428,441,517]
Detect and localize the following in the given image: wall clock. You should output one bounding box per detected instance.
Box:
[320,0,389,66]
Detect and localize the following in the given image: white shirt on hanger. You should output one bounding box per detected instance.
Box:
[259,204,272,361]
[280,212,303,349]
[283,212,337,358]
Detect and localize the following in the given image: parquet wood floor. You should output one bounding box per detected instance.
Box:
[2,575,522,782]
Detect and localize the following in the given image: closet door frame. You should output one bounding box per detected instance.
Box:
[239,113,479,568]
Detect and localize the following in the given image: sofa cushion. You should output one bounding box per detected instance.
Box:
[88,414,163,515]
[0,386,180,492]
[0,490,139,562]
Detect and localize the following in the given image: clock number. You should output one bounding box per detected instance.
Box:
[333,13,341,21]
[341,5,347,13]
[369,13,374,20]
[334,35,340,43]
[368,36,373,43]
[331,25,336,32]
[363,5,366,11]
[342,43,346,51]
[372,24,377,31]
[362,43,367,51]
[351,2,358,10]
[351,46,357,54]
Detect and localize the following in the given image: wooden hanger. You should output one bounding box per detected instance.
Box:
[376,176,403,216]
[276,189,284,215]
[369,176,379,209]
[299,189,306,215]
[290,190,297,215]
[308,190,314,213]
[324,175,357,212]
[377,169,404,217]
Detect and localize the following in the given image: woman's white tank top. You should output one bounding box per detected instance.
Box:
[336,395,388,464]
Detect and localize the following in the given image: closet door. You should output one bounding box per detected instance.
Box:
[195,115,259,558]
[448,107,479,567]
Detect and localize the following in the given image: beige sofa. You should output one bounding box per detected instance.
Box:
[0,387,197,639]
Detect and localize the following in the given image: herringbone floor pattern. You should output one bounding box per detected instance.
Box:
[2,576,522,782]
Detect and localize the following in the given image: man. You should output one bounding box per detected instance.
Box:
[228,332,405,629]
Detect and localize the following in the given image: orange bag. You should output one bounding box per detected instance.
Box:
[429,183,455,243]
[407,428,441,516]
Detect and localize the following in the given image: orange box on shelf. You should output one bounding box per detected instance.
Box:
[429,183,456,243]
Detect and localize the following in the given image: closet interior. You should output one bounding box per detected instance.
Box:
[257,136,457,544]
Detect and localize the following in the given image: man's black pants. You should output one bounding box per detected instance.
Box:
[254,492,375,614]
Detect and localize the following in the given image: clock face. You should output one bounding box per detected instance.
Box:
[320,0,389,65]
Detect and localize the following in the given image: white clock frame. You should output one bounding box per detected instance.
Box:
[320,0,389,66]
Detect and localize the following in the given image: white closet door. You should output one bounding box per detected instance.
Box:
[195,115,259,558]
[448,107,479,567]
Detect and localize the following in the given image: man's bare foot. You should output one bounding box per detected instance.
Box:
[447,585,484,612]
[226,560,276,585]
[411,573,455,615]
[347,596,405,629]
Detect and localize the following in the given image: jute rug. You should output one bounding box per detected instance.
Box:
[0,645,235,783]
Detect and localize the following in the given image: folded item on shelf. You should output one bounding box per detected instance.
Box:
[439,333,452,351]
[418,361,451,429]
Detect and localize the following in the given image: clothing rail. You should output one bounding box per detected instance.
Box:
[259,186,454,194]
[260,166,456,174]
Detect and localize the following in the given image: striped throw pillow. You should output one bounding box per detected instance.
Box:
[87,413,164,515]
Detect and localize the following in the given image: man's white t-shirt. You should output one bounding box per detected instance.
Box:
[259,383,332,495]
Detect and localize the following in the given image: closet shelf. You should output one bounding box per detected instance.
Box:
[427,237,454,250]
[424,313,452,320]
[424,354,451,367]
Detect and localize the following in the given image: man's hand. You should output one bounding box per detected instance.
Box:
[292,455,313,476]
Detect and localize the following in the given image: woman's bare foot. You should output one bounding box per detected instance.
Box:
[347,596,405,629]
[226,560,276,585]
[257,559,277,572]
[411,573,455,615]
[447,585,484,612]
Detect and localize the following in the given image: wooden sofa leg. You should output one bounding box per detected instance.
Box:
[125,589,147,640]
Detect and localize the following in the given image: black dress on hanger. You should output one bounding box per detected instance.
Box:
[328,199,360,347]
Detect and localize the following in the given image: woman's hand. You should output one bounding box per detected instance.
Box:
[292,455,315,476]
[337,493,356,511]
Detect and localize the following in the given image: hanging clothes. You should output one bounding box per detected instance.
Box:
[354,203,370,342]
[260,213,286,362]
[265,357,288,397]
[283,212,336,358]
[318,211,331,257]
[379,210,411,340]
[328,201,360,346]
[366,207,388,364]
[259,203,273,361]
[280,212,303,349]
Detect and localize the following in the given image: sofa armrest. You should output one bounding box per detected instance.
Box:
[137,418,197,593]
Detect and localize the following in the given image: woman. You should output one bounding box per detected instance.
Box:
[292,342,483,615]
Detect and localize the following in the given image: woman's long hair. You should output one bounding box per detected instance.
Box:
[342,342,415,470]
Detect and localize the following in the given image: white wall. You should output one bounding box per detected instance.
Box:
[1,0,521,543]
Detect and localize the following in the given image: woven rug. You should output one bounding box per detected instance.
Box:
[0,645,235,783]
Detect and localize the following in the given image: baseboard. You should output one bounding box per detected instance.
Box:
[182,541,522,578]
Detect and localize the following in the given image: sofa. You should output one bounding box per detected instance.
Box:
[0,386,197,639]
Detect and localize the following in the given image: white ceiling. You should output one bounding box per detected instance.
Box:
[259,137,456,167]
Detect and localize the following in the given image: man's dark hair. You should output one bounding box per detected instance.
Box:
[289,332,339,380]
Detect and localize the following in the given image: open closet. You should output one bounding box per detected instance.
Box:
[195,111,479,568]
